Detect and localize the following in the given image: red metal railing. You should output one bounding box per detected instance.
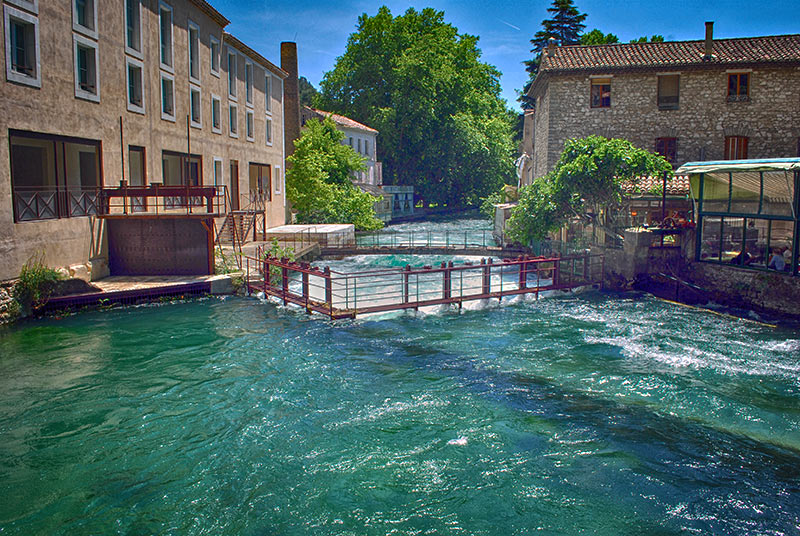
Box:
[97,184,228,217]
[244,252,605,319]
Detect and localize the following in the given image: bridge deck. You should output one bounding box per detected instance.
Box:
[244,252,604,319]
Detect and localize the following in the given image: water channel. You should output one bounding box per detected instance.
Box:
[1,218,799,535]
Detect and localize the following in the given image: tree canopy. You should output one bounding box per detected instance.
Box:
[298,76,318,107]
[316,6,515,207]
[630,35,665,43]
[580,29,619,45]
[505,136,673,244]
[521,0,587,108]
[286,117,383,231]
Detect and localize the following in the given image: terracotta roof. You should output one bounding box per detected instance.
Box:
[621,175,691,197]
[304,107,378,133]
[223,33,288,78]
[539,34,800,74]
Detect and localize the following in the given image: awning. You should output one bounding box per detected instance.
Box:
[676,158,800,175]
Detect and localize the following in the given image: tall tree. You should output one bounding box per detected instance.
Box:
[521,0,587,108]
[286,117,383,231]
[298,76,318,108]
[317,7,515,207]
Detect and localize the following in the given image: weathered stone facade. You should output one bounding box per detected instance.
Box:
[0,0,289,281]
[526,31,800,181]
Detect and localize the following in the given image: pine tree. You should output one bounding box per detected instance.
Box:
[520,0,587,108]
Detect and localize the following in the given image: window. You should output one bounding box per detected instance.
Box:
[655,137,677,163]
[724,136,748,160]
[248,163,271,201]
[190,86,202,128]
[10,130,101,222]
[265,74,271,112]
[348,137,353,147]
[128,145,146,211]
[74,35,99,102]
[265,118,273,145]
[245,61,253,105]
[125,0,141,56]
[211,94,221,133]
[160,74,175,121]
[275,165,282,194]
[213,158,222,186]
[188,21,200,82]
[246,110,254,141]
[357,138,362,154]
[590,78,611,108]
[73,0,96,38]
[210,35,220,76]
[126,57,144,113]
[159,2,173,71]
[229,103,238,137]
[162,151,201,188]
[728,73,749,102]
[4,6,40,87]
[657,74,679,110]
[227,49,237,98]
[365,139,370,156]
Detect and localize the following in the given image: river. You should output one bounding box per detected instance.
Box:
[0,218,798,535]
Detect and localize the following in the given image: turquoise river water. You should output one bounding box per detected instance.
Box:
[1,218,799,535]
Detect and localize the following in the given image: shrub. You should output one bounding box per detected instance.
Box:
[12,253,64,317]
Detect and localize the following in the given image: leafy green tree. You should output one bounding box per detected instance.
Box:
[630,35,665,43]
[521,0,587,108]
[506,136,672,244]
[317,7,515,207]
[286,117,383,231]
[580,29,619,45]
[298,76,318,107]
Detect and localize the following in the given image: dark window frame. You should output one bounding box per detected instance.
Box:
[724,136,748,160]
[655,137,677,163]
[727,72,750,102]
[590,78,611,108]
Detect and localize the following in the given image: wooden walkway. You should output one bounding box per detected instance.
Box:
[244,252,604,319]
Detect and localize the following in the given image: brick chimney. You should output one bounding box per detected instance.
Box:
[281,42,301,158]
[703,21,714,61]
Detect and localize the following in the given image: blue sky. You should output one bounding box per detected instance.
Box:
[210,0,799,111]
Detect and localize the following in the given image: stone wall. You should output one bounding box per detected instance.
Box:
[534,66,800,176]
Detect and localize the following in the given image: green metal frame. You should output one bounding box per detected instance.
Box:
[696,171,800,276]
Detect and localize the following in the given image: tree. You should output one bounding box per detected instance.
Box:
[298,76,318,107]
[521,0,587,108]
[580,29,619,45]
[286,117,383,231]
[317,7,515,207]
[505,136,673,244]
[630,35,665,43]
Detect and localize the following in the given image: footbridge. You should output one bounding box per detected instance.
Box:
[244,249,605,320]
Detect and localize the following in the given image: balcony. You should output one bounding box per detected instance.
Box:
[12,184,229,223]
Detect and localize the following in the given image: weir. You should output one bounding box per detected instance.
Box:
[244,250,605,319]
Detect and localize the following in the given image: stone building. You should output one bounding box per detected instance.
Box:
[524,23,800,182]
[0,0,288,280]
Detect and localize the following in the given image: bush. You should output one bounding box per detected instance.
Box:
[12,253,64,317]
[262,239,296,286]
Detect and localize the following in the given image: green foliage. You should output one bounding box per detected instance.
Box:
[521,0,587,108]
[286,117,384,231]
[480,190,505,219]
[11,253,63,317]
[214,246,240,275]
[317,7,515,207]
[262,239,296,286]
[630,35,665,43]
[580,29,619,45]
[506,136,673,244]
[298,76,318,107]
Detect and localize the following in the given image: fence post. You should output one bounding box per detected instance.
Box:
[403,265,410,304]
[518,256,526,290]
[442,261,451,300]
[302,271,310,313]
[553,257,560,287]
[281,258,289,306]
[482,258,491,295]
[324,266,332,313]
